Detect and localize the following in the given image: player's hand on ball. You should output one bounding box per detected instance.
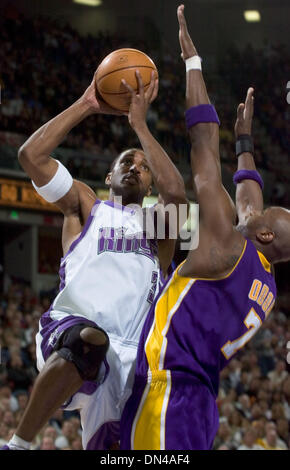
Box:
[121,70,158,129]
[81,73,126,116]
[177,4,198,60]
[234,87,254,138]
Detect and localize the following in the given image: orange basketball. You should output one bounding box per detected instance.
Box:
[95,48,158,112]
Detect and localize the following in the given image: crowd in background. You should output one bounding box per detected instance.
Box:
[215,298,290,450]
[0,280,83,450]
[0,278,289,450]
[0,11,289,206]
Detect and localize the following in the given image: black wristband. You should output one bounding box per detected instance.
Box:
[235,134,254,157]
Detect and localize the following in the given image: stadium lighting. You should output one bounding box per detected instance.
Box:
[244,10,261,22]
[73,0,102,6]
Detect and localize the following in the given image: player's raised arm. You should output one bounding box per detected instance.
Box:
[234,88,264,225]
[122,70,189,273]
[122,71,188,209]
[178,4,235,236]
[18,72,123,216]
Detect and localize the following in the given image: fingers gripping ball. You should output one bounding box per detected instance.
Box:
[95,48,158,112]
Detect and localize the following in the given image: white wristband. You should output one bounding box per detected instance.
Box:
[185,55,202,72]
[32,160,73,203]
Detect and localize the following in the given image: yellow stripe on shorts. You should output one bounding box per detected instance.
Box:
[132,268,194,449]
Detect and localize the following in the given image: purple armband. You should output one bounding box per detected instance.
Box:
[185,104,220,130]
[233,170,264,190]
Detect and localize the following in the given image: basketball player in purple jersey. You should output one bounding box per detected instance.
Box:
[2,71,188,450]
[120,5,290,450]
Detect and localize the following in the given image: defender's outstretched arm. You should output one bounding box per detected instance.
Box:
[178,5,235,236]
[234,88,264,225]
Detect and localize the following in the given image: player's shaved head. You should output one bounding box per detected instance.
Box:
[263,207,290,262]
[238,206,290,264]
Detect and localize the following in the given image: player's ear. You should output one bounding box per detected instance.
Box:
[256,228,275,244]
[146,185,152,197]
[105,172,112,186]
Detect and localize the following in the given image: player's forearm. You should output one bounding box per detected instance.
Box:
[186,70,210,109]
[186,68,221,183]
[19,99,94,168]
[185,69,221,184]
[134,123,187,206]
[235,152,264,220]
[237,152,257,171]
[186,70,218,144]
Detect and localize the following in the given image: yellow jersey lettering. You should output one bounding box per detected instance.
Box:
[257,285,269,306]
[248,280,274,316]
[265,299,275,318]
[262,292,274,313]
[248,279,262,301]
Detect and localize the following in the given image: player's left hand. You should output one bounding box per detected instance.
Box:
[234,87,254,138]
[121,70,158,130]
[177,4,198,60]
[81,72,126,116]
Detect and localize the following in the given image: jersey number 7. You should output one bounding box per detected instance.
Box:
[221,308,262,360]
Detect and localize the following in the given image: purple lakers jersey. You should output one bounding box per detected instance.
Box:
[134,239,276,395]
[120,239,276,450]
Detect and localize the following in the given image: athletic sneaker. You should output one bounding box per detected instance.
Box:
[0,444,27,450]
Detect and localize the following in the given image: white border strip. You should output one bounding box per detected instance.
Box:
[160,370,172,449]
[130,375,152,450]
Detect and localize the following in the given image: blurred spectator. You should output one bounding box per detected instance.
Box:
[2,410,16,428]
[276,418,289,446]
[228,410,243,447]
[54,419,78,450]
[6,351,33,391]
[214,419,234,450]
[71,436,83,450]
[42,425,58,443]
[220,402,235,420]
[260,427,287,450]
[252,325,275,376]
[39,436,58,450]
[235,394,252,420]
[0,422,9,446]
[253,418,267,446]
[271,403,286,421]
[0,385,18,412]
[235,371,250,396]
[237,427,264,450]
[267,360,288,386]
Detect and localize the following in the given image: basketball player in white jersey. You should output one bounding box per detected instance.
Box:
[4,71,188,450]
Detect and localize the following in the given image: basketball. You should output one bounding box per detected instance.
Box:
[95,48,158,112]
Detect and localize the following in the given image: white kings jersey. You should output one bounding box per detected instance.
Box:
[35,198,162,449]
[49,198,161,344]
